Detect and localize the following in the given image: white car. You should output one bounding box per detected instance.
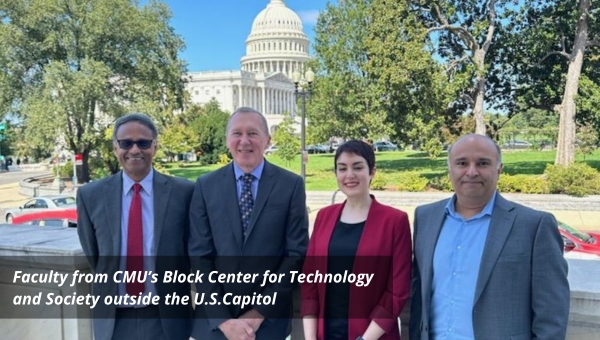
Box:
[264,145,278,155]
[4,195,76,223]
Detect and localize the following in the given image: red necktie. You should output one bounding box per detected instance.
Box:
[126,183,144,295]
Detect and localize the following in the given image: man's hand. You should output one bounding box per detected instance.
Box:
[239,309,265,333]
[218,319,255,340]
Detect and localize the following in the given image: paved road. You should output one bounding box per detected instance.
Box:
[0,170,51,186]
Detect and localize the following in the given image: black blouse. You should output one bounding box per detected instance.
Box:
[324,219,365,340]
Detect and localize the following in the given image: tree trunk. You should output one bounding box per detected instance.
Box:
[79,149,91,183]
[473,49,487,135]
[473,73,486,135]
[555,0,590,166]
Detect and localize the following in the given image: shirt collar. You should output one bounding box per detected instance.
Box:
[233,160,264,181]
[445,190,497,220]
[122,168,154,195]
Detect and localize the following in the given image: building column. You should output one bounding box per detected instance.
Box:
[265,88,270,115]
[270,89,274,115]
[279,90,283,115]
[276,90,280,115]
[261,87,266,114]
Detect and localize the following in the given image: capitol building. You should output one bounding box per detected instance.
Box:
[186,0,311,134]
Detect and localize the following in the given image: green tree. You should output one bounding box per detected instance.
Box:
[576,123,599,160]
[0,0,187,182]
[272,114,300,166]
[189,100,230,164]
[365,0,458,146]
[0,121,15,159]
[160,124,198,162]
[309,0,459,145]
[501,0,600,165]
[97,126,119,176]
[308,0,379,142]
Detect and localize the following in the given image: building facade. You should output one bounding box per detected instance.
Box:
[186,0,311,134]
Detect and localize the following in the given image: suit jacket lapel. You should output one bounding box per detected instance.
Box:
[104,173,123,256]
[246,161,275,239]
[224,164,244,249]
[153,171,171,252]
[421,200,448,311]
[474,193,516,304]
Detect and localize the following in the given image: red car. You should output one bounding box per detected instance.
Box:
[11,209,77,228]
[559,221,600,259]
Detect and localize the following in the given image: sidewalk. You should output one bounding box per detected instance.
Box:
[2,181,599,231]
[307,191,600,232]
[0,183,29,209]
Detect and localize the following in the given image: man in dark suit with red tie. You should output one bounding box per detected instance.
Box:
[189,107,309,340]
[77,113,194,340]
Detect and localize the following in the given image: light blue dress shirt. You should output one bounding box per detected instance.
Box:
[430,192,497,339]
[118,169,157,306]
[233,160,264,200]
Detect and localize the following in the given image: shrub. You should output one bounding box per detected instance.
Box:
[370,177,387,190]
[497,174,520,193]
[428,175,453,192]
[422,139,443,160]
[520,176,550,194]
[544,163,600,197]
[396,171,428,192]
[498,174,549,194]
[217,153,231,165]
[59,160,74,179]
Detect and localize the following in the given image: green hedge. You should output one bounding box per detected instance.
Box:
[497,174,549,194]
[396,171,429,192]
[544,163,600,197]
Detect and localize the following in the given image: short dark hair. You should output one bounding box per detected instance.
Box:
[112,113,158,141]
[334,140,376,174]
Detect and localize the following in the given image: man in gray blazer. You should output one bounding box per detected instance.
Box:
[77,113,194,340]
[409,134,569,340]
[189,107,308,340]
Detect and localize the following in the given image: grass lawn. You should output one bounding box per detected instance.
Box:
[163,149,600,191]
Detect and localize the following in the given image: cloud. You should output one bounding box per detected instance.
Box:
[297,10,320,25]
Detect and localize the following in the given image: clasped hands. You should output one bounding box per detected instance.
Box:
[219,309,264,340]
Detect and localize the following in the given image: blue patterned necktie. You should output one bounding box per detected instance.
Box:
[239,173,255,238]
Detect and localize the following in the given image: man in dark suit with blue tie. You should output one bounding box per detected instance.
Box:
[77,113,194,340]
[189,107,309,340]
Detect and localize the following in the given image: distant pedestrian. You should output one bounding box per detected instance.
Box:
[16,158,21,166]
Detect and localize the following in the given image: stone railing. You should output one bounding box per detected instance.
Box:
[19,174,67,197]
[0,225,597,340]
[0,225,91,340]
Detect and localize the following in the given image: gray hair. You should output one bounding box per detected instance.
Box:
[226,107,270,136]
[112,113,158,141]
[447,134,503,169]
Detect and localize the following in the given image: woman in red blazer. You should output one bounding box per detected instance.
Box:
[301,140,412,340]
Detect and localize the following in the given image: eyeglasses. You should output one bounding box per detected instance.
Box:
[116,139,155,150]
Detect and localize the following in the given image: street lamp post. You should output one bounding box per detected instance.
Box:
[292,68,315,183]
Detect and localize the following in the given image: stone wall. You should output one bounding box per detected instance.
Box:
[0,225,598,340]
